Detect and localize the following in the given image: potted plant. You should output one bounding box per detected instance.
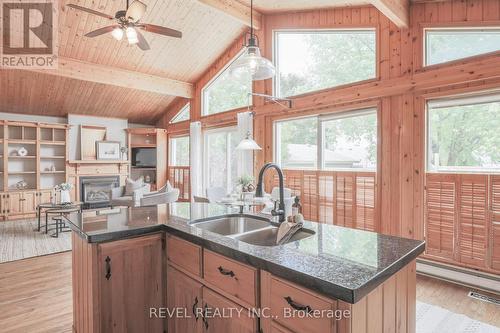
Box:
[55,182,74,204]
[237,174,255,193]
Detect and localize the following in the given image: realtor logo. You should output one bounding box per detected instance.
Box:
[1,0,58,68]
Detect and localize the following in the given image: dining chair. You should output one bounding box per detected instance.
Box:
[205,187,226,203]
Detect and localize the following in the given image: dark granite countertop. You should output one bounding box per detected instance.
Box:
[65,203,425,304]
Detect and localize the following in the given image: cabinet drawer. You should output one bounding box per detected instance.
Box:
[166,235,202,277]
[270,276,335,333]
[203,250,257,306]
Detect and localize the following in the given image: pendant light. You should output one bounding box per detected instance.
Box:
[236,131,262,150]
[230,0,275,81]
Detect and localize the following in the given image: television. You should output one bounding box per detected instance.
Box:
[131,147,156,168]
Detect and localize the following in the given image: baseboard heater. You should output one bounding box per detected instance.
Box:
[416,259,500,295]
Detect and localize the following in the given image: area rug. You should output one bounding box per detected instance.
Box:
[417,301,500,333]
[0,219,71,263]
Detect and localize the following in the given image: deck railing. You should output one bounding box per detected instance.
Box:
[168,166,190,202]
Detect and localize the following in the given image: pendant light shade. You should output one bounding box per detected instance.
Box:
[231,45,275,81]
[236,131,262,150]
[229,0,275,81]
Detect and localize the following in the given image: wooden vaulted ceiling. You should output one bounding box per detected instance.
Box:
[1,0,246,124]
[0,0,411,124]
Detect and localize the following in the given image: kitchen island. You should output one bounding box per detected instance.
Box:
[66,203,425,333]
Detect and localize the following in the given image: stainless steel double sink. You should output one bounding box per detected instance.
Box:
[189,215,315,247]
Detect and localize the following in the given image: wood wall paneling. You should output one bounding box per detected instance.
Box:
[163,0,500,274]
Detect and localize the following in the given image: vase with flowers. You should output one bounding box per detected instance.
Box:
[55,182,73,204]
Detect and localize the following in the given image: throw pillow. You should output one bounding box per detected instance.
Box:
[124,177,144,196]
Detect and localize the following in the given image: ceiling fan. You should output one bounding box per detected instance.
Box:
[67,0,182,51]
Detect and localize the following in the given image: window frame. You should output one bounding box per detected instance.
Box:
[272,28,378,98]
[425,92,500,174]
[273,107,378,171]
[423,26,500,67]
[203,126,238,193]
[201,49,252,117]
[168,134,190,167]
[170,103,190,124]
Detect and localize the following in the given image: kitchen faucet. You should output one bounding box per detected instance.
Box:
[255,163,286,223]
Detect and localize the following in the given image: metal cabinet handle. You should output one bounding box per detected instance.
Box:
[284,296,313,314]
[192,297,199,321]
[217,266,235,277]
[105,256,111,280]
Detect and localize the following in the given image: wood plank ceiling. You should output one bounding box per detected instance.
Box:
[236,0,369,13]
[0,0,412,124]
[0,0,246,124]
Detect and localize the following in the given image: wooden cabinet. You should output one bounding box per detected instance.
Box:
[7,192,23,215]
[203,250,257,307]
[167,266,203,333]
[0,193,5,216]
[72,233,165,333]
[4,190,46,217]
[202,287,257,333]
[167,234,202,277]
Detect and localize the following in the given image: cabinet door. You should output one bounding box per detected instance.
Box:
[167,265,203,333]
[7,192,22,215]
[22,191,37,214]
[202,287,257,333]
[98,234,165,333]
[38,190,52,205]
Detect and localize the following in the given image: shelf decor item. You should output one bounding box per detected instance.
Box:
[120,146,128,161]
[17,147,28,157]
[55,182,73,204]
[96,141,121,160]
[16,180,28,190]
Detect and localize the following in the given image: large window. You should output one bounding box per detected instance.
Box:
[169,136,190,166]
[427,94,500,173]
[274,30,376,98]
[202,52,252,116]
[425,28,500,66]
[204,127,238,193]
[274,109,377,170]
[170,103,190,124]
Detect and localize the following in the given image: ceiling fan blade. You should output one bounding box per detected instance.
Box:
[139,24,182,39]
[135,29,151,51]
[66,4,114,20]
[84,25,120,38]
[126,0,147,22]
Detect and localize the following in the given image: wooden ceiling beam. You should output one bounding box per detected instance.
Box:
[370,0,409,28]
[25,57,194,98]
[197,0,262,29]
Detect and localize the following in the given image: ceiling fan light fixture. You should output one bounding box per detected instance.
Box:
[126,0,147,22]
[126,26,139,44]
[111,27,124,40]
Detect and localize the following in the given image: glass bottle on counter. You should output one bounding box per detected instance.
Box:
[292,196,302,217]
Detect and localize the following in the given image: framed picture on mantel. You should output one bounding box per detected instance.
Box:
[96,141,121,160]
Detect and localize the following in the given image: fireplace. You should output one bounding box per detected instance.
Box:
[80,176,120,209]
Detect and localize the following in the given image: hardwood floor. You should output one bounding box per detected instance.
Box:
[0,252,73,333]
[0,252,498,332]
[417,274,500,328]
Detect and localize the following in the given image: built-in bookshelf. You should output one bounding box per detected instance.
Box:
[127,128,167,191]
[1,121,69,220]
